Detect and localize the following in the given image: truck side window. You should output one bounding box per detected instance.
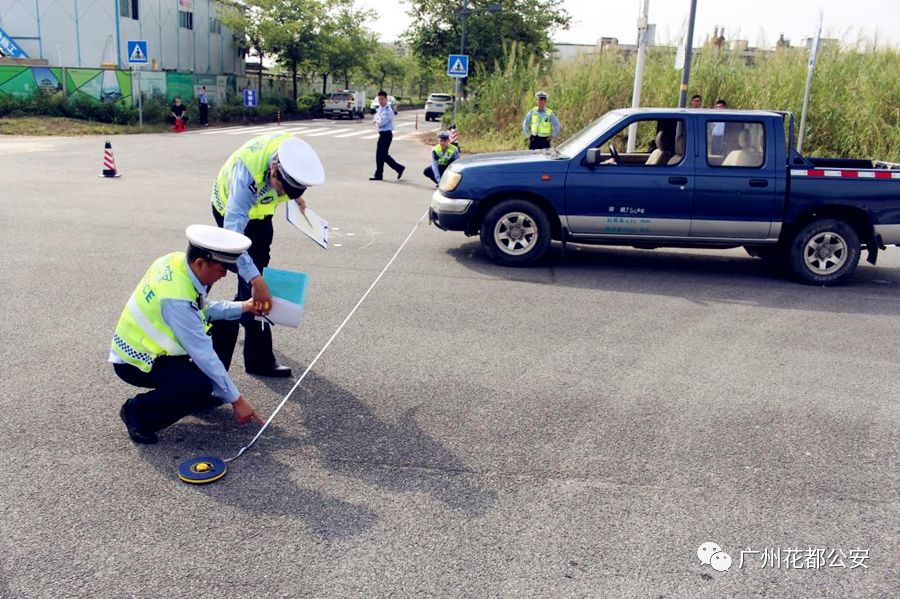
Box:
[603,118,685,166]
[708,121,765,168]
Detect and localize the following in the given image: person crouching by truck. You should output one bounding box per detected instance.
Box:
[423,131,460,186]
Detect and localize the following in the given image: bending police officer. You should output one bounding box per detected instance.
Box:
[211,133,326,378]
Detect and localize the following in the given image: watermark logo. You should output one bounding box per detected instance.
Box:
[698,542,731,572]
[697,543,870,572]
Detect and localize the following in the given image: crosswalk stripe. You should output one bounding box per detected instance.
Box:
[332,129,374,138]
[307,128,353,137]
[397,122,416,128]
[361,134,380,139]
[292,127,331,136]
[224,125,286,135]
[198,125,262,135]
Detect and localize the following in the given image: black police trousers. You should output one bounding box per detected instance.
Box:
[114,356,224,433]
[211,208,278,371]
[374,131,403,178]
[528,135,551,150]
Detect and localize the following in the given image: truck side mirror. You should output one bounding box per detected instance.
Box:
[586,148,600,165]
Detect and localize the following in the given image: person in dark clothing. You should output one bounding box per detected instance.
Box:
[369,91,405,181]
[198,86,209,126]
[171,96,188,131]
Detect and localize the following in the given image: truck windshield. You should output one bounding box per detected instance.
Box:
[557,111,626,157]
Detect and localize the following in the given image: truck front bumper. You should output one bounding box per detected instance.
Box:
[429,191,473,231]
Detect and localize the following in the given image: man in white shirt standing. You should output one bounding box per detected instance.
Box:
[369,90,405,181]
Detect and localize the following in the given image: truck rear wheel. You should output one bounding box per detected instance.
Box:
[787,219,860,285]
[480,200,551,266]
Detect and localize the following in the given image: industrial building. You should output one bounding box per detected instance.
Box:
[0,0,244,75]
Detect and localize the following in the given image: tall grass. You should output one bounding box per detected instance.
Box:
[453,41,900,162]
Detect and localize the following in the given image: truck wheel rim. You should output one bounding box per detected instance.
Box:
[804,231,847,275]
[494,212,538,256]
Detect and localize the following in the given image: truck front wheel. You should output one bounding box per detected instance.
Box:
[788,219,860,285]
[480,200,552,266]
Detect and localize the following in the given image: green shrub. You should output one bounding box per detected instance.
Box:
[296,92,325,116]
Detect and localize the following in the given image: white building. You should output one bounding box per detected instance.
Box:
[0,0,244,74]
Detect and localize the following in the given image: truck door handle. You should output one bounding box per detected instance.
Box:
[749,179,769,188]
[668,177,688,186]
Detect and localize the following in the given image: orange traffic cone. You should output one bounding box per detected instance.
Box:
[100,140,121,178]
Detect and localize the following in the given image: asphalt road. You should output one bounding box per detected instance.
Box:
[1,110,898,597]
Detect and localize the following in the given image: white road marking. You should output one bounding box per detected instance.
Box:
[307,128,353,137]
[292,127,331,135]
[224,125,286,135]
[332,129,375,138]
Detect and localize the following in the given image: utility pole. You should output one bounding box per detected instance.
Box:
[453,1,502,117]
[454,0,469,114]
[797,13,823,154]
[676,0,698,108]
[627,0,651,153]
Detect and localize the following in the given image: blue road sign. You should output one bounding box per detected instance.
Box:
[243,88,258,108]
[127,40,148,64]
[447,54,469,78]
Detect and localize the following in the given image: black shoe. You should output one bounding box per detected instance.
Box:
[119,403,158,444]
[246,364,293,378]
[396,166,405,180]
[369,176,383,181]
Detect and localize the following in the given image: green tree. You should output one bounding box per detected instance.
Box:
[268,0,327,100]
[403,0,571,80]
[314,0,379,93]
[367,44,407,92]
[220,0,279,97]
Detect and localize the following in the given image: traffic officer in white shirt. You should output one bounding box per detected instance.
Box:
[111,225,265,445]
[369,90,405,181]
[211,134,325,378]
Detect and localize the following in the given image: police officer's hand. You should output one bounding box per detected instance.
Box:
[232,396,264,425]
[250,276,273,315]
[241,299,264,315]
[294,197,307,212]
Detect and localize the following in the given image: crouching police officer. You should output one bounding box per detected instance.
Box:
[111,225,264,444]
[211,134,326,378]
[423,131,460,186]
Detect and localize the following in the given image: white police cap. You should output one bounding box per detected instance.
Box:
[185,224,251,271]
[276,137,326,191]
[535,90,548,100]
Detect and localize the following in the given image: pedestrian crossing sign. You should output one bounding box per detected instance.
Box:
[447,54,469,78]
[127,40,148,64]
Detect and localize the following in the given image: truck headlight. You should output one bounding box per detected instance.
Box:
[439,170,462,192]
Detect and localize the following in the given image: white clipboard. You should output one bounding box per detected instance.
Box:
[286,201,328,249]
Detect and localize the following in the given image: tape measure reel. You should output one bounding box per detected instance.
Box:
[178,456,227,484]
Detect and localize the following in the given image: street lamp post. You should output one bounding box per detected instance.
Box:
[454,1,502,116]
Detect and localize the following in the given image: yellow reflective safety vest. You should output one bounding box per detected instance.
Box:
[212,132,292,220]
[529,108,554,137]
[111,252,209,372]
[432,143,459,166]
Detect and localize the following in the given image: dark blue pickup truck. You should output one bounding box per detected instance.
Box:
[429,108,900,285]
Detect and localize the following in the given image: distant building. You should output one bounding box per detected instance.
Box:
[553,42,600,61]
[801,37,840,51]
[0,0,244,74]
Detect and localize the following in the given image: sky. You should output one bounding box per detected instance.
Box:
[358,0,900,50]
